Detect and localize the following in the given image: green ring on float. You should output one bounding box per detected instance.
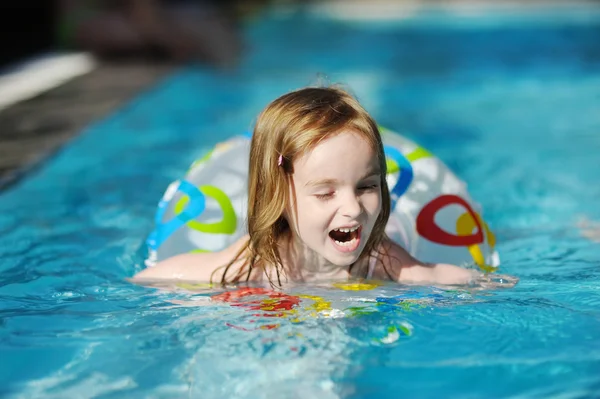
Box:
[174,185,237,234]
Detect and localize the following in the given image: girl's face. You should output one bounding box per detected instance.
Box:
[287,130,382,268]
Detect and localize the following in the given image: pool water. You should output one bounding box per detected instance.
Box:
[1,6,600,398]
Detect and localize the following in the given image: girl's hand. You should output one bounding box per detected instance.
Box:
[470,272,519,289]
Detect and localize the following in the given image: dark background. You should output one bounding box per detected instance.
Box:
[0,2,57,68]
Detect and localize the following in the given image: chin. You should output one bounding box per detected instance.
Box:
[324,252,362,267]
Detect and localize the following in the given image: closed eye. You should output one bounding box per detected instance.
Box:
[315,192,335,200]
[358,184,379,192]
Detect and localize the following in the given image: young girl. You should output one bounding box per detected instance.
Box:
[134,86,511,287]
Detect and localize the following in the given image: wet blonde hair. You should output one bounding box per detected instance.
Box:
[218,86,391,286]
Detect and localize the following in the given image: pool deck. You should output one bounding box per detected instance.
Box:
[0,61,173,190]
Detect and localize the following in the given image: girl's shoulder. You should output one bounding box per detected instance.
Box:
[370,238,422,281]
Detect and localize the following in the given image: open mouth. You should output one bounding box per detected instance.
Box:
[328,225,362,252]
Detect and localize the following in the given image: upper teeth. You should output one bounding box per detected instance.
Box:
[335,226,359,233]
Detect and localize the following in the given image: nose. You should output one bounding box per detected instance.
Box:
[340,190,362,219]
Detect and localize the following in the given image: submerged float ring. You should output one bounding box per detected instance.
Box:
[146,128,499,271]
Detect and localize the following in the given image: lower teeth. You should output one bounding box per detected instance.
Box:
[334,238,356,247]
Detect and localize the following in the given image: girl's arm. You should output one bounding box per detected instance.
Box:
[401,260,476,285]
[131,235,250,283]
[379,238,516,287]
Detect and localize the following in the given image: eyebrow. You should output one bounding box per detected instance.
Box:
[304,168,381,188]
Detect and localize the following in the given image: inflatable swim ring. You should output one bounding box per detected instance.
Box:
[146,128,499,272]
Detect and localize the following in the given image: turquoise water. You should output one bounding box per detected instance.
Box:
[1,7,600,398]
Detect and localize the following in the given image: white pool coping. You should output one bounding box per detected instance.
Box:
[0,52,96,112]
